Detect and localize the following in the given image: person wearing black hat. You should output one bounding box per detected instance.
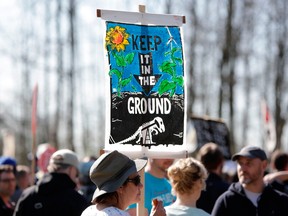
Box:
[212,145,288,216]
[81,150,166,216]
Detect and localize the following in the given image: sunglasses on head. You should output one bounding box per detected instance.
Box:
[126,175,141,186]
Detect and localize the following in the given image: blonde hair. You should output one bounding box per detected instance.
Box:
[167,157,207,195]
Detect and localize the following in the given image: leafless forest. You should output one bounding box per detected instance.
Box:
[0,0,287,164]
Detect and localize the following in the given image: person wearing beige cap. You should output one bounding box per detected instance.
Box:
[81,150,166,216]
[13,149,89,216]
[212,145,288,216]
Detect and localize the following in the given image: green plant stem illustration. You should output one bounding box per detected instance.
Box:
[158,47,184,97]
[109,51,135,97]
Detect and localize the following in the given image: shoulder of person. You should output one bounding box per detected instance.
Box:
[262,184,288,199]
[81,205,101,216]
[17,185,38,200]
[102,206,130,216]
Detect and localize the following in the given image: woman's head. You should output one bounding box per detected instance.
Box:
[94,173,143,205]
[167,157,207,196]
[90,151,147,208]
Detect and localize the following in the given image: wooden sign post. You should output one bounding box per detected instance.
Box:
[31,84,38,184]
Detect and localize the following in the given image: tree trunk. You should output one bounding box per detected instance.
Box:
[274,0,287,150]
[43,0,51,143]
[51,0,63,149]
[274,39,286,150]
[218,0,237,152]
[67,0,76,151]
[241,0,254,147]
[187,0,197,114]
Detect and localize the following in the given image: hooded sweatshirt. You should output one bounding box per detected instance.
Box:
[211,182,288,216]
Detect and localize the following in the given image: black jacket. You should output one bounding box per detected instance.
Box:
[13,173,89,216]
[0,197,14,216]
[197,172,230,213]
[270,180,288,195]
[212,182,288,216]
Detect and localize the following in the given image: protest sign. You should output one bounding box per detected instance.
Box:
[98,7,187,158]
[190,115,231,158]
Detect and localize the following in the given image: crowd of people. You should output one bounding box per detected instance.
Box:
[1,143,288,216]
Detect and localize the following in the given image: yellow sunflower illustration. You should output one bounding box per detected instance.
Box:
[105,26,129,52]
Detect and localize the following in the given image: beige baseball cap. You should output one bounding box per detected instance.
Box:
[49,149,79,168]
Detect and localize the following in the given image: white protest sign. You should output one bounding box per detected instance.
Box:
[98,6,187,159]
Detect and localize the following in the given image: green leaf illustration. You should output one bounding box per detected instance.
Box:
[173,76,184,86]
[125,53,135,64]
[119,76,132,88]
[131,85,137,92]
[159,61,176,76]
[115,54,126,67]
[174,57,183,64]
[159,80,176,96]
[109,69,122,79]
[171,47,180,56]
[169,88,176,97]
[158,45,183,97]
[164,50,171,56]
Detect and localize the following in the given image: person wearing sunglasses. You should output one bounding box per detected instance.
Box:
[81,150,167,216]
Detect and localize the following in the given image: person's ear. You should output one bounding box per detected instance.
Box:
[262,160,268,170]
[116,186,125,195]
[67,166,74,177]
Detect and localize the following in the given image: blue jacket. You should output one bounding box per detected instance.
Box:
[212,182,288,216]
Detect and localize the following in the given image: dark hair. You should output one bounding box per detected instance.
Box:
[93,181,129,205]
[197,142,224,171]
[94,191,119,205]
[47,163,71,173]
[0,165,15,176]
[271,150,288,171]
[15,165,30,178]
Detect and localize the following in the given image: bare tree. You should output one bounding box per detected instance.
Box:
[67,0,77,151]
[186,0,198,114]
[42,0,52,143]
[164,0,172,14]
[218,0,239,150]
[51,0,63,149]
[273,1,287,150]
[241,0,255,147]
[16,0,36,164]
[2,0,288,161]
